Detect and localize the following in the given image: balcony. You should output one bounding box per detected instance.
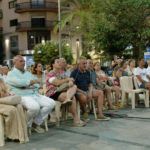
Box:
[16,20,56,32]
[15,2,58,13]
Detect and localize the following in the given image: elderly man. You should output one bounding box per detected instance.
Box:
[6,55,56,133]
[134,58,150,91]
[71,57,109,121]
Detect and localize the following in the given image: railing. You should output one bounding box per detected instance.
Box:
[16,20,56,31]
[15,2,58,12]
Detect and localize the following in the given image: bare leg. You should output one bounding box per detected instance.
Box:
[111,86,120,105]
[104,86,114,109]
[66,85,77,101]
[58,94,85,126]
[75,92,88,113]
[68,97,81,123]
[92,89,105,118]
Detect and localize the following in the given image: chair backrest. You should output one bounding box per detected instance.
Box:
[120,76,134,90]
[133,76,139,89]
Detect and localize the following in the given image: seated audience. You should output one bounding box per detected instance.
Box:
[125,59,136,76]
[71,57,110,120]
[0,78,29,143]
[134,58,150,91]
[87,60,114,110]
[6,55,56,133]
[146,60,150,80]
[118,60,129,76]
[46,57,85,127]
[93,62,121,108]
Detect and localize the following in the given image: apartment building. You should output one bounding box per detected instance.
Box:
[0,0,82,65]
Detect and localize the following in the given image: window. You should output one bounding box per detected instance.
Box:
[31,18,45,28]
[27,31,50,49]
[10,19,18,27]
[9,0,16,9]
[31,0,44,8]
[10,36,18,52]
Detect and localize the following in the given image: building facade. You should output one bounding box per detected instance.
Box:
[0,0,82,65]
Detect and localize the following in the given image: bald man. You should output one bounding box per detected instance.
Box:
[6,55,55,133]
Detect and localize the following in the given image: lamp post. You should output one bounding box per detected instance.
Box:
[58,0,62,58]
[76,39,80,63]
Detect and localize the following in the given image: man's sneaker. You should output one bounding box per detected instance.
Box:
[96,116,110,121]
[33,126,45,133]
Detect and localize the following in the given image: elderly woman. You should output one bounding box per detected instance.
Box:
[94,62,121,108]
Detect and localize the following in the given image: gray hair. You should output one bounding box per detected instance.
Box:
[77,56,87,64]
[13,55,23,64]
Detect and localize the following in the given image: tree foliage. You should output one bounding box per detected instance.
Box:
[33,41,73,64]
[92,0,150,59]
[54,0,93,53]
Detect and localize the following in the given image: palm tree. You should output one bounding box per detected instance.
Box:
[54,0,93,54]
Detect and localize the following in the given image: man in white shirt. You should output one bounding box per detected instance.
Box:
[6,55,56,133]
[134,58,150,90]
[146,60,150,80]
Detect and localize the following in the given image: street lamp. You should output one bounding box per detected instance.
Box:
[58,0,62,57]
[76,39,80,62]
[5,38,10,65]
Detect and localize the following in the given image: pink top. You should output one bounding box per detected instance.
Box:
[46,70,63,97]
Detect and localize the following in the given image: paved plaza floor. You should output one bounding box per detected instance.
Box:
[1,108,150,150]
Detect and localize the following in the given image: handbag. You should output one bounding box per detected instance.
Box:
[95,82,106,90]
[56,82,69,92]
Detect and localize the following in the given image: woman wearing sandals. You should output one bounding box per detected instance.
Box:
[46,57,86,127]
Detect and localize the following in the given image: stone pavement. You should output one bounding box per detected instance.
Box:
[1,108,150,150]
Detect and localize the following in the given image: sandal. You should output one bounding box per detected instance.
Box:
[73,121,86,127]
[62,99,72,105]
[96,116,110,121]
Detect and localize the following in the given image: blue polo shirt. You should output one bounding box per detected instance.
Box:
[70,69,91,92]
[89,70,97,86]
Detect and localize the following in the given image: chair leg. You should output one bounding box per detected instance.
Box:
[145,91,149,108]
[55,102,61,127]
[131,93,135,109]
[44,118,48,131]
[77,101,80,120]
[92,99,97,120]
[61,105,68,121]
[121,91,126,106]
[0,115,4,146]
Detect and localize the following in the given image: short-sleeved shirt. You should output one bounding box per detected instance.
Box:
[134,67,149,86]
[146,66,150,76]
[46,70,62,97]
[70,69,91,92]
[6,67,39,96]
[89,70,97,86]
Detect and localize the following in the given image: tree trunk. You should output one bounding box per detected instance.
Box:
[132,46,140,60]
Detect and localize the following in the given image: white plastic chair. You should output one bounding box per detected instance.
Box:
[133,76,149,108]
[0,114,5,146]
[55,100,80,127]
[120,76,149,109]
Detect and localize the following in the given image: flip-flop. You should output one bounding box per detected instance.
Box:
[73,121,86,127]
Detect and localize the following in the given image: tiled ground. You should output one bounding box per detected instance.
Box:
[1,108,150,150]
